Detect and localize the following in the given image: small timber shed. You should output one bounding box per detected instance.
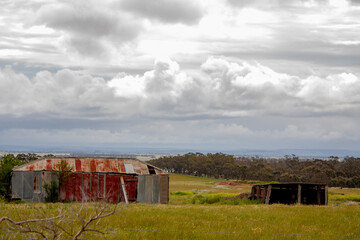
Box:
[250,183,328,205]
[11,157,169,204]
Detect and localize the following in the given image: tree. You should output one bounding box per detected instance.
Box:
[16,153,40,163]
[54,160,73,188]
[44,160,73,203]
[0,154,25,200]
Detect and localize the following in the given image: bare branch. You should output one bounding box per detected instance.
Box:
[0,215,63,225]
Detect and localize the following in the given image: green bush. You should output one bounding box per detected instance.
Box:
[0,154,25,200]
[43,181,59,203]
[170,191,195,196]
[191,194,261,205]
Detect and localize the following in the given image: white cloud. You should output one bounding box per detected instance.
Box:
[1,57,360,122]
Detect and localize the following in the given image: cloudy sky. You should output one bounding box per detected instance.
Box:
[1,0,360,153]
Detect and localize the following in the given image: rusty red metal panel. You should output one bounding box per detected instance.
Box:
[13,157,166,175]
[90,160,96,172]
[82,173,91,202]
[108,159,118,172]
[66,173,76,201]
[98,174,105,199]
[90,173,98,201]
[123,175,138,201]
[105,174,121,203]
[54,172,141,203]
[74,173,83,202]
[104,159,110,171]
[119,161,126,173]
[75,159,81,172]
[83,159,94,172]
[46,159,52,171]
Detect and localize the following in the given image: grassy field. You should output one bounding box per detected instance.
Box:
[1,174,360,239]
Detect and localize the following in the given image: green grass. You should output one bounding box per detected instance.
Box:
[1,174,360,239]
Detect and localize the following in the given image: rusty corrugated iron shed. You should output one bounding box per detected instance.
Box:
[11,157,169,204]
[12,157,165,175]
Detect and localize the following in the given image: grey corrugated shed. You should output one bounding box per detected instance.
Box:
[11,171,58,202]
[137,175,169,204]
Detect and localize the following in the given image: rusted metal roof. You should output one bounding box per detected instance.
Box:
[12,157,165,175]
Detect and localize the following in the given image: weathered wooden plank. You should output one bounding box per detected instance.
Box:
[120,176,128,204]
[325,185,328,205]
[256,186,260,200]
[265,185,272,204]
[317,185,321,205]
[159,175,169,204]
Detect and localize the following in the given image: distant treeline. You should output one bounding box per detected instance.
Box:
[149,153,360,188]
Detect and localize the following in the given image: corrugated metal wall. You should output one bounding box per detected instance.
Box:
[137,175,169,204]
[12,171,139,203]
[11,171,56,202]
[59,173,138,203]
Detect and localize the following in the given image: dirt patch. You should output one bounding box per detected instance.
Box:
[344,201,360,206]
[215,182,243,186]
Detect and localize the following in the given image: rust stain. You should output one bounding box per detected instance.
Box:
[46,160,52,171]
[75,159,81,171]
[104,159,110,171]
[13,157,166,175]
[90,159,96,172]
[119,161,126,173]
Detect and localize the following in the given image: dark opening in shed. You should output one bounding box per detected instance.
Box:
[250,183,328,205]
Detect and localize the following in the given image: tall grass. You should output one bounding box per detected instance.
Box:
[1,174,360,239]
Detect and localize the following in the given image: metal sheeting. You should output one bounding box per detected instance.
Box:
[59,172,138,203]
[11,171,23,199]
[32,171,42,201]
[12,158,165,175]
[11,158,169,203]
[11,171,46,202]
[22,172,33,200]
[137,175,169,204]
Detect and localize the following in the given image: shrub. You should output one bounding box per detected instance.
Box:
[0,154,25,200]
[191,194,261,205]
[43,181,59,203]
[170,191,195,196]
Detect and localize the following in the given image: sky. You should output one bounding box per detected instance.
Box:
[1,0,360,154]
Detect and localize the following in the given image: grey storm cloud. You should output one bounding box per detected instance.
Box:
[35,1,142,57]
[120,0,204,24]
